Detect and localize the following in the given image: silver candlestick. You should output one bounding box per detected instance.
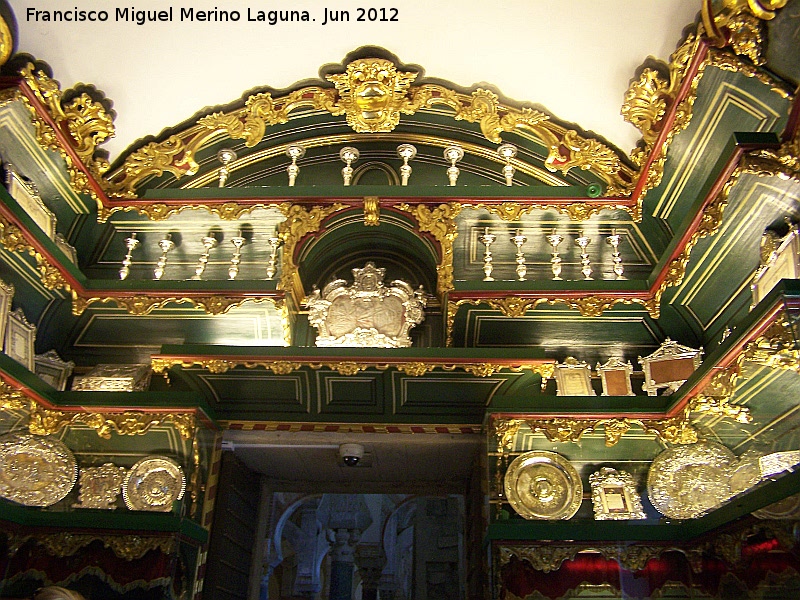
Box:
[397,144,416,186]
[606,229,625,280]
[266,235,282,280]
[228,234,246,280]
[217,148,237,188]
[479,227,497,281]
[340,147,359,186]
[497,143,517,186]
[153,234,174,281]
[286,144,305,187]
[119,232,140,280]
[510,229,527,281]
[545,230,564,280]
[191,236,218,280]
[444,145,464,186]
[575,232,593,280]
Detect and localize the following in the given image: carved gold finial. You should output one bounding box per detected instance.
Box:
[326,58,418,133]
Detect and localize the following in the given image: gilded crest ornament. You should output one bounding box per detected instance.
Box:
[304,262,426,348]
[122,456,185,512]
[325,58,417,132]
[74,463,127,509]
[0,433,77,507]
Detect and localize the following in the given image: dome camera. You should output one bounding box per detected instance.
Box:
[339,443,364,467]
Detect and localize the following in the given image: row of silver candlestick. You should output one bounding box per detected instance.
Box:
[118,232,283,281]
[216,142,520,187]
[479,228,625,281]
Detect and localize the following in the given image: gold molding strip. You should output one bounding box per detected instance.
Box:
[71,293,284,317]
[151,355,555,379]
[28,403,197,439]
[492,412,697,449]
[0,213,72,292]
[98,200,290,223]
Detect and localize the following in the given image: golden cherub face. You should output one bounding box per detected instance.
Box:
[327,59,417,133]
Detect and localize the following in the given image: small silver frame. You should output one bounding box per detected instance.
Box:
[4,307,36,371]
[34,350,75,391]
[554,356,595,396]
[0,277,13,350]
[638,338,703,396]
[590,467,646,520]
[596,357,635,396]
[752,226,800,306]
[4,163,56,240]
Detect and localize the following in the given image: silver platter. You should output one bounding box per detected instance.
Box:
[0,432,77,506]
[504,451,582,520]
[123,456,185,512]
[647,441,736,519]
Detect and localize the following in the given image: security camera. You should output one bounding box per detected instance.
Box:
[339,443,364,467]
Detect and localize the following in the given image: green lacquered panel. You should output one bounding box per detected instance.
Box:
[455,305,663,366]
[765,0,800,86]
[664,172,800,337]
[0,98,91,220]
[391,370,510,418]
[316,371,383,415]
[645,66,790,229]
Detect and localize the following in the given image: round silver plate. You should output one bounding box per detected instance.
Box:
[0,432,77,507]
[504,451,582,520]
[123,456,185,512]
[647,441,736,519]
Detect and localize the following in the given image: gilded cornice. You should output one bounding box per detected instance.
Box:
[16,64,114,207]
[104,56,636,197]
[395,202,460,295]
[492,412,697,449]
[151,355,554,379]
[277,203,347,301]
[98,200,290,223]
[0,214,71,292]
[623,33,705,201]
[28,403,196,439]
[461,200,629,222]
[702,0,788,65]
[71,293,283,317]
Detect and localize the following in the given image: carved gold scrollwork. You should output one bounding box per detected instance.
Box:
[690,363,752,423]
[397,362,435,377]
[499,545,581,573]
[493,418,523,451]
[363,196,380,226]
[702,0,788,64]
[277,203,347,300]
[0,216,71,292]
[71,293,281,317]
[106,57,634,197]
[396,202,461,294]
[19,64,114,182]
[525,418,596,443]
[0,380,26,411]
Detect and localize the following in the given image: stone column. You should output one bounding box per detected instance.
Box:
[317,494,373,600]
[355,545,385,600]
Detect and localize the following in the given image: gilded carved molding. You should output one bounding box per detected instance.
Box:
[0,215,71,291]
[27,402,196,440]
[277,203,347,301]
[493,412,698,448]
[702,0,788,65]
[689,362,752,423]
[98,200,290,223]
[72,293,283,317]
[151,356,553,379]
[104,57,635,197]
[623,33,704,202]
[396,202,460,294]
[0,380,27,411]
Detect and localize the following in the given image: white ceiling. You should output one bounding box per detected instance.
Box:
[8,0,700,161]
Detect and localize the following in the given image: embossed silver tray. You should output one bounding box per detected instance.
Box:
[504,451,583,520]
[122,456,185,512]
[0,432,77,506]
[647,441,736,519]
